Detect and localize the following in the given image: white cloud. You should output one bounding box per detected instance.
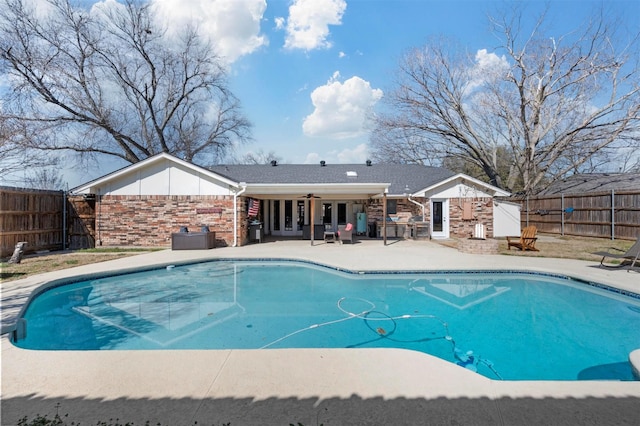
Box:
[337,143,368,163]
[91,0,126,22]
[302,143,369,164]
[303,152,321,164]
[475,49,509,72]
[466,49,510,93]
[338,51,346,58]
[21,0,56,19]
[151,0,267,63]
[303,72,383,139]
[282,0,346,51]
[274,16,285,30]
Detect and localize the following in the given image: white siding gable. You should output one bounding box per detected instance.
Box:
[72,154,237,196]
[430,182,494,199]
[413,174,510,199]
[103,159,231,195]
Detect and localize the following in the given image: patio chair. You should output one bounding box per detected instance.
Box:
[592,237,640,272]
[338,223,354,244]
[323,224,337,243]
[506,225,538,251]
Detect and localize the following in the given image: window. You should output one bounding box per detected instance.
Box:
[337,203,347,225]
[297,200,305,231]
[273,200,280,231]
[322,203,332,225]
[386,199,397,214]
[284,200,293,231]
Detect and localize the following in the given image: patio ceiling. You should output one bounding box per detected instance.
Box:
[240,182,390,199]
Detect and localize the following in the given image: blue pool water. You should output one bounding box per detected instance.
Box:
[12,260,640,381]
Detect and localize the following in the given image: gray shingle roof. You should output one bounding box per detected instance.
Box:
[536,173,640,195]
[210,163,456,195]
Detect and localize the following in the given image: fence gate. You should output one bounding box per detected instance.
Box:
[67,195,96,250]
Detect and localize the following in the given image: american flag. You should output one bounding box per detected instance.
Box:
[248,198,260,217]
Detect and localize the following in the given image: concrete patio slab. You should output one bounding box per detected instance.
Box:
[2,239,639,425]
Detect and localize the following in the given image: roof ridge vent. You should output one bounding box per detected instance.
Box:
[320,160,326,167]
[271,160,277,166]
[366,159,372,166]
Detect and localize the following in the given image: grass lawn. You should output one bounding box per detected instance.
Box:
[0,248,160,283]
[434,233,635,263]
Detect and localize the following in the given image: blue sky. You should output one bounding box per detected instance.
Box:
[42,0,640,186]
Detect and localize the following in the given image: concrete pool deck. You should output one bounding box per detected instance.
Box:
[2,238,639,425]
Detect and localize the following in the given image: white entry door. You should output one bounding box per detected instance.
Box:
[431,199,449,239]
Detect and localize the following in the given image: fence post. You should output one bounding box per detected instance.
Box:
[611,189,615,240]
[561,193,565,236]
[62,190,67,251]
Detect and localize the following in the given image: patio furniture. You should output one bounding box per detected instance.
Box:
[409,217,431,240]
[171,231,216,250]
[302,224,325,240]
[324,230,337,243]
[592,237,640,272]
[506,226,538,251]
[338,223,354,244]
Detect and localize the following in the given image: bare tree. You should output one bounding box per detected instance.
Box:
[24,167,65,190]
[371,6,640,194]
[0,114,59,183]
[0,0,251,169]
[236,149,283,165]
[610,147,640,173]
[369,125,443,166]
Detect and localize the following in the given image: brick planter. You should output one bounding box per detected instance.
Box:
[458,238,498,255]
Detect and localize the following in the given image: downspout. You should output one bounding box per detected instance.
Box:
[407,194,425,221]
[97,188,102,246]
[233,183,247,247]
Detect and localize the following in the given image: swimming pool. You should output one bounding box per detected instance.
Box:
[12,259,640,381]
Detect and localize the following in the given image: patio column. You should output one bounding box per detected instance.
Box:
[383,190,387,245]
[310,196,315,246]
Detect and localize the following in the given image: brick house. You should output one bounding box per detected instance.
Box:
[70,153,512,247]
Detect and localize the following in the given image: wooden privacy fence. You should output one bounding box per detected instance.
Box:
[0,186,64,257]
[514,190,640,240]
[0,187,96,257]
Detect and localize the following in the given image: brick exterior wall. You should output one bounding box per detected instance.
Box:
[97,195,247,248]
[93,194,495,247]
[365,197,494,239]
[449,197,494,238]
[365,198,424,223]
